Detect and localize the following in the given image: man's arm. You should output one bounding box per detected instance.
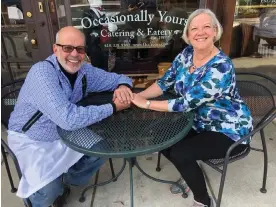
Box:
[84,64,133,104]
[27,62,114,130]
[84,64,133,92]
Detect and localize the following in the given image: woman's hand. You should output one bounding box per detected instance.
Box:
[131,93,148,109]
[113,85,134,105]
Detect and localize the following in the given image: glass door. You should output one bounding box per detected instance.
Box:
[55,0,201,75]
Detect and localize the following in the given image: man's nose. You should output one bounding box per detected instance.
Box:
[70,49,79,56]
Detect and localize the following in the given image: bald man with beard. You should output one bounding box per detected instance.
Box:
[8,26,133,207]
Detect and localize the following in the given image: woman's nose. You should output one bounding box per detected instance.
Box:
[197,28,205,34]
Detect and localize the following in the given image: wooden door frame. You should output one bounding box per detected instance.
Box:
[21,0,54,61]
[1,0,57,83]
[202,0,236,55]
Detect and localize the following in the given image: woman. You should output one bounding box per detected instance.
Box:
[131,9,253,207]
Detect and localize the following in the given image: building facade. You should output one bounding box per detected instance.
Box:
[1,0,275,84]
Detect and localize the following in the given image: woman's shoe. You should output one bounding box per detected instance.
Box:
[191,197,215,207]
[170,177,190,194]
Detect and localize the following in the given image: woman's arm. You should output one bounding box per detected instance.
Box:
[138,82,163,99]
[132,60,234,113]
[131,94,169,112]
[137,52,184,99]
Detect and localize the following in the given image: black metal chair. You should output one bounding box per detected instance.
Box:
[1,79,117,207]
[1,78,32,207]
[155,72,276,207]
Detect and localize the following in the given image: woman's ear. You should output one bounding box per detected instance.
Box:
[213,26,218,42]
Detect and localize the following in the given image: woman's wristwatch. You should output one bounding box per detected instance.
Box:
[146,100,151,109]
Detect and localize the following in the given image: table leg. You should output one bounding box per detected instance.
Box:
[79,159,127,202]
[135,159,188,198]
[127,158,135,207]
[251,35,262,58]
[109,158,117,181]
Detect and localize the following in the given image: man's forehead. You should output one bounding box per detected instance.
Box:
[59,34,85,46]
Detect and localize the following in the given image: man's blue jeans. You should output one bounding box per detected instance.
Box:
[28,156,104,207]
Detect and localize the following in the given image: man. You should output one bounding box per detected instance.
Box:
[8,26,133,207]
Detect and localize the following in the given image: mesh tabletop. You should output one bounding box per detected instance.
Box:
[57,91,194,158]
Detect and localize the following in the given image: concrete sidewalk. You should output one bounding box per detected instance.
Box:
[1,123,276,207]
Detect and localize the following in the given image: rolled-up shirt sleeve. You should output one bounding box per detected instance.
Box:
[85,65,133,92]
[157,53,181,92]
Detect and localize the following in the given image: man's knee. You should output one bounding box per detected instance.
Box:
[77,155,104,164]
[29,177,63,206]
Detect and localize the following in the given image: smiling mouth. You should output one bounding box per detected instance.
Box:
[67,59,80,64]
[195,37,208,42]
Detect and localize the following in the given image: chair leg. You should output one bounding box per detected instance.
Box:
[1,146,17,193]
[217,161,230,207]
[109,158,117,181]
[260,129,268,193]
[156,152,161,172]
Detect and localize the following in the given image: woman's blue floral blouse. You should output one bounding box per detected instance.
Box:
[157,46,253,143]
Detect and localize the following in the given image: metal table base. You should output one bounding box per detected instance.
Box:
[79,157,188,207]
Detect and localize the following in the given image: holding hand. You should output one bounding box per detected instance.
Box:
[113,98,131,112]
[113,85,134,105]
[131,93,148,109]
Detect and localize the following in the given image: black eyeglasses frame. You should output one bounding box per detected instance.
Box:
[55,44,86,54]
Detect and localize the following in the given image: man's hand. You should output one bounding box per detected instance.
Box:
[113,85,134,105]
[113,98,131,112]
[131,93,148,109]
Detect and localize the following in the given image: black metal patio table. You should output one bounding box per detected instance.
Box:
[57,89,194,207]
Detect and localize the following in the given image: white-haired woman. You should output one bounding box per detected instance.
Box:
[131,9,253,207]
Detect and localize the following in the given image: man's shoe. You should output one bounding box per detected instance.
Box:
[170,177,190,194]
[52,186,71,207]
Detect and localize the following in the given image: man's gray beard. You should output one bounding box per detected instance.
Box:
[59,59,84,73]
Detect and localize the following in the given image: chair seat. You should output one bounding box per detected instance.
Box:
[204,146,251,168]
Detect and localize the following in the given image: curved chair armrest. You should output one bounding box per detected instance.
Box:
[1,78,25,89]
[1,139,22,179]
[236,72,276,86]
[256,107,276,129]
[225,108,276,161]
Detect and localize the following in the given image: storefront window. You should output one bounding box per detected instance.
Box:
[56,0,200,74]
[232,0,276,58]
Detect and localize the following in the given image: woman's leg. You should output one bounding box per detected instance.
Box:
[161,131,248,206]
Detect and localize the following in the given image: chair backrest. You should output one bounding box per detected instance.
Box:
[236,72,276,128]
[1,79,25,129]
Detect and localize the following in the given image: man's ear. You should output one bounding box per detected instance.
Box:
[53,44,58,55]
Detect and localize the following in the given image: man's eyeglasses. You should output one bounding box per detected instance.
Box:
[56,44,86,54]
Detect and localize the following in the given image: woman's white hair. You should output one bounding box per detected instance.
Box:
[182,9,223,45]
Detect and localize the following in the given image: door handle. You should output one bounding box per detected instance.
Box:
[38,2,44,12]
[31,39,37,45]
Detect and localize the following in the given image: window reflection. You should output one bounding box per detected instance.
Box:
[1,0,32,60]
[2,32,32,60]
[65,0,199,73]
[232,0,276,58]
[1,0,24,27]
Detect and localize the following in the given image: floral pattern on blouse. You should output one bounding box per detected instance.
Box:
[157,46,253,143]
